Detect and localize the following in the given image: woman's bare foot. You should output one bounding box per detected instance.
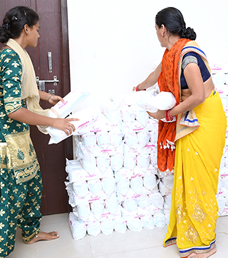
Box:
[27,231,59,244]
[187,246,217,258]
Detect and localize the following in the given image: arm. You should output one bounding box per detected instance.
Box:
[148,63,205,119]
[8,107,78,135]
[39,89,64,106]
[133,63,161,91]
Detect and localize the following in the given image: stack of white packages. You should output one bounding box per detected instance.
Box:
[66,86,176,239]
[65,76,228,240]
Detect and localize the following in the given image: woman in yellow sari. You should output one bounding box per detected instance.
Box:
[135,7,226,258]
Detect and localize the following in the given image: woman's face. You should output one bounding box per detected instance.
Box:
[26,22,40,47]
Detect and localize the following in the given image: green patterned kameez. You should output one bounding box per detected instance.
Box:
[0,48,43,257]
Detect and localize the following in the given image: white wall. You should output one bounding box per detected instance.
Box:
[67,0,228,99]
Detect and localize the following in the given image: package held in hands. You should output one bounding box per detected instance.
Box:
[47,107,98,144]
[48,87,90,118]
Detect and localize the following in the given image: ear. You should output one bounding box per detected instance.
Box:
[161,24,167,37]
[23,24,30,35]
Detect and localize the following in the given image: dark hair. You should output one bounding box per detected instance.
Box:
[155,7,196,40]
[0,6,39,43]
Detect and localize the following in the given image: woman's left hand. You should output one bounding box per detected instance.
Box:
[48,95,64,105]
[147,109,166,120]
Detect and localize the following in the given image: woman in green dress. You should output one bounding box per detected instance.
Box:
[0,6,77,257]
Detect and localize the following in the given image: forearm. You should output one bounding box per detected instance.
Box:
[8,107,55,127]
[138,63,161,90]
[39,90,52,102]
[170,94,204,117]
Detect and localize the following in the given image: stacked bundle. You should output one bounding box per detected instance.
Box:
[66,88,176,239]
[59,77,228,240]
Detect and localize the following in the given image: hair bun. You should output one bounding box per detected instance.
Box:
[182,27,196,40]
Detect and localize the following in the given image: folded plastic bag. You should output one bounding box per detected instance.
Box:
[79,156,97,175]
[47,107,98,144]
[149,192,164,209]
[96,132,110,149]
[96,154,110,172]
[69,212,87,240]
[141,215,155,229]
[87,221,101,237]
[124,132,138,149]
[73,181,88,197]
[102,177,116,197]
[110,132,123,148]
[130,177,143,195]
[144,174,158,192]
[120,106,135,126]
[123,198,138,212]
[127,218,142,231]
[90,201,105,220]
[76,202,91,220]
[106,193,119,214]
[114,218,127,233]
[134,106,149,127]
[124,155,136,170]
[101,220,114,235]
[100,100,121,125]
[49,87,90,118]
[88,179,102,194]
[134,91,176,113]
[154,213,166,227]
[111,153,124,172]
[137,154,150,171]
[137,131,150,148]
[136,195,151,211]
[116,179,130,196]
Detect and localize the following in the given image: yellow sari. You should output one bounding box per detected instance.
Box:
[164,90,226,257]
[163,43,227,257]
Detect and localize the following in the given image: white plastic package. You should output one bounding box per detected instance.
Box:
[101,219,114,235]
[76,202,91,220]
[87,221,101,237]
[141,215,155,230]
[124,155,137,170]
[79,156,97,176]
[96,132,110,149]
[130,177,143,195]
[111,153,124,172]
[69,212,87,240]
[127,218,142,231]
[96,154,110,172]
[114,218,127,233]
[47,107,98,144]
[49,87,90,118]
[105,193,119,214]
[88,179,102,195]
[73,181,88,197]
[116,179,130,196]
[134,91,176,113]
[102,177,116,197]
[90,201,105,220]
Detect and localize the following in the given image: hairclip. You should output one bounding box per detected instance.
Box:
[12,16,18,20]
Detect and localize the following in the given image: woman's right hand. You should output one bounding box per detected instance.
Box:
[51,118,79,136]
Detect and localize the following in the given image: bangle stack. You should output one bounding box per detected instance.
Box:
[165,110,174,121]
[136,84,146,91]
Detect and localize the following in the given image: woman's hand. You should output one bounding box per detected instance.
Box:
[51,118,79,136]
[48,95,64,105]
[147,109,166,120]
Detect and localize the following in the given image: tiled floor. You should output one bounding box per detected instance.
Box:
[8,213,228,258]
